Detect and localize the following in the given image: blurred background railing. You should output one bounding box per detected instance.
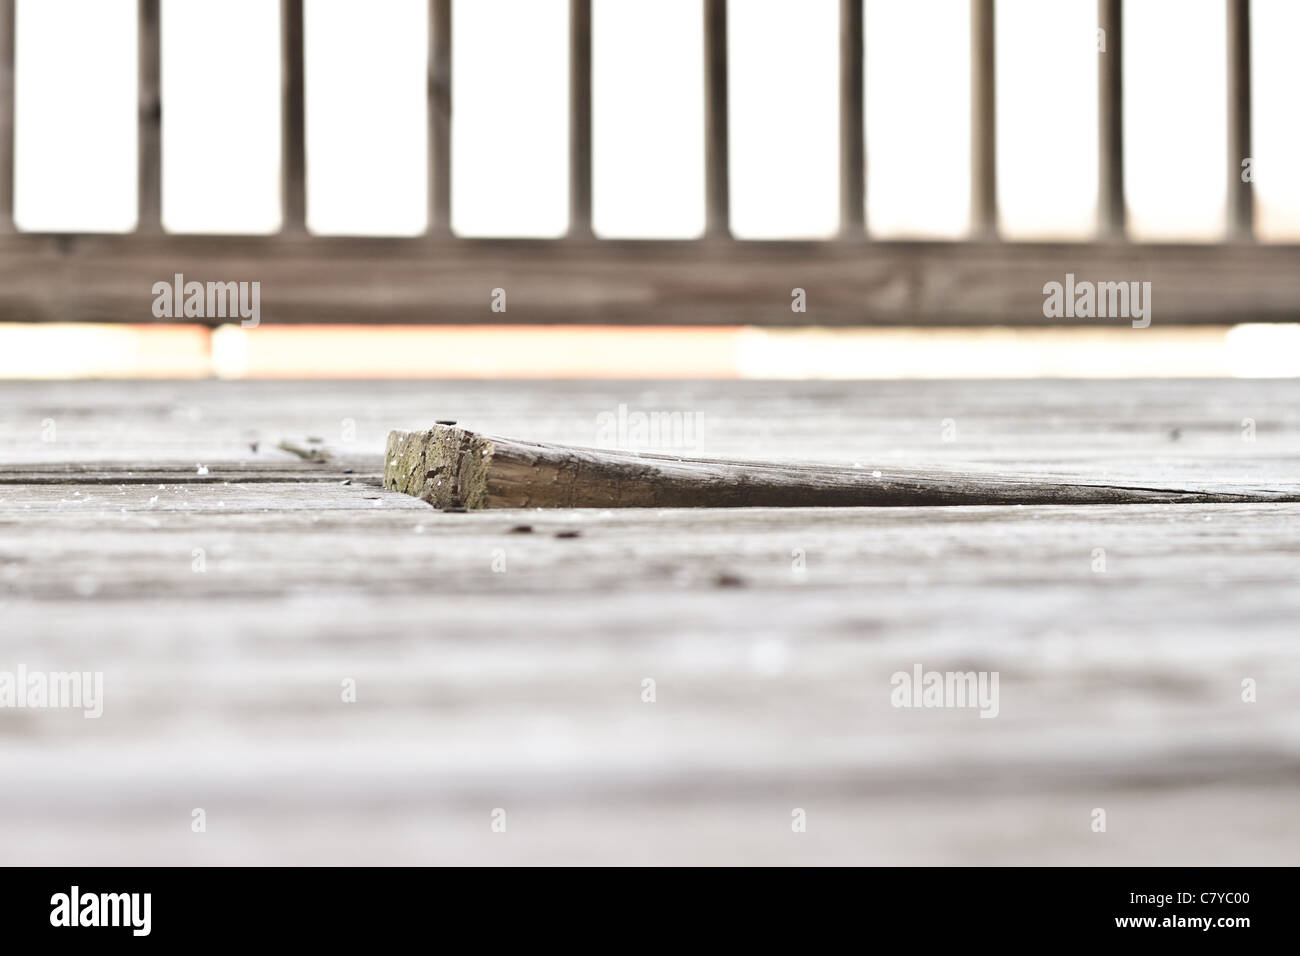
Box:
[0,0,1297,328]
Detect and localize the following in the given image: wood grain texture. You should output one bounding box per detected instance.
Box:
[2,379,1299,864]
[3,233,1299,325]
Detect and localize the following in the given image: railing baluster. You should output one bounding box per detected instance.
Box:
[1227,0,1253,241]
[1097,0,1124,239]
[281,0,306,233]
[839,0,864,238]
[569,0,592,237]
[969,0,996,239]
[704,0,729,238]
[428,0,452,235]
[138,0,161,232]
[0,0,12,231]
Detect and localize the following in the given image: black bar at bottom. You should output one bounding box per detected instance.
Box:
[0,866,1283,942]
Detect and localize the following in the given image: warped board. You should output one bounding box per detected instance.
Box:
[1,379,1299,864]
[383,424,1300,507]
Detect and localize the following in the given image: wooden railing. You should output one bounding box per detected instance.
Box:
[0,0,1297,327]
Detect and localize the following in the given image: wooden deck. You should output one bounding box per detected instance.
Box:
[2,378,1299,864]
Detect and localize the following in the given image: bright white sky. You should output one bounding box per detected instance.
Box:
[11,0,1300,240]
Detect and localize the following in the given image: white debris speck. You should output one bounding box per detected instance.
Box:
[872,470,882,478]
[158,484,165,490]
[196,464,209,476]
[147,496,159,506]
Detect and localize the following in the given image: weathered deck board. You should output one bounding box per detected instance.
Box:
[2,379,1299,864]
[5,377,1299,474]
[383,424,1300,507]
